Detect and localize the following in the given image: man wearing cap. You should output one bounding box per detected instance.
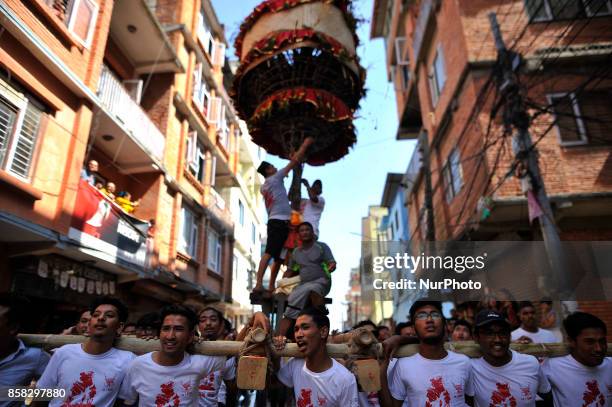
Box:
[383,299,471,406]
[465,310,552,406]
[252,137,314,297]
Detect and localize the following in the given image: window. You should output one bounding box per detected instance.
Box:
[185,131,208,182]
[442,148,463,202]
[192,64,211,118]
[197,11,214,56]
[548,91,612,146]
[251,223,256,244]
[0,77,45,181]
[233,255,238,280]
[238,199,244,226]
[45,0,98,46]
[180,205,199,258]
[395,37,409,65]
[525,0,611,21]
[207,228,222,274]
[218,105,230,151]
[428,45,446,107]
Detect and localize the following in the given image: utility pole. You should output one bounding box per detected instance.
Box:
[420,130,436,241]
[488,13,571,298]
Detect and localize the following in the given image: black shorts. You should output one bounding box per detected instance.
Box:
[265,219,289,261]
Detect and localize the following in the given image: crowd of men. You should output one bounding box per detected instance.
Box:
[1,292,610,407]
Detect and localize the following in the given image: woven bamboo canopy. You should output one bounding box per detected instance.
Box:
[232,0,365,165]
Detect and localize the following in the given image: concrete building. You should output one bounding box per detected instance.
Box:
[227,120,265,331]
[371,0,612,333]
[0,0,253,330]
[359,205,393,324]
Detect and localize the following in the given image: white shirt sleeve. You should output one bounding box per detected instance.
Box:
[223,357,236,381]
[388,359,406,402]
[36,348,62,388]
[118,360,138,405]
[465,360,475,397]
[538,360,552,394]
[311,196,325,208]
[339,374,360,407]
[277,358,295,388]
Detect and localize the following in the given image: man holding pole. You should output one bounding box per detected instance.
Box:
[466,309,552,406]
[34,296,134,407]
[253,137,315,297]
[542,312,611,406]
[381,299,471,407]
[118,304,225,406]
[197,307,237,407]
[275,307,359,407]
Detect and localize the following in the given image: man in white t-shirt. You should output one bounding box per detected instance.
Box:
[35,296,134,407]
[273,307,359,407]
[466,309,552,406]
[383,299,471,407]
[119,304,225,406]
[197,307,236,407]
[511,301,558,344]
[542,312,611,406]
[253,137,314,297]
[301,179,325,238]
[1,295,50,407]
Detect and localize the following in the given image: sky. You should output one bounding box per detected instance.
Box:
[211,0,416,329]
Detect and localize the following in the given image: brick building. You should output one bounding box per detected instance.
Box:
[0,0,251,331]
[371,0,612,333]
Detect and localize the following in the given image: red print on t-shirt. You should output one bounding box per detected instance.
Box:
[425,376,451,407]
[519,385,533,401]
[61,371,96,407]
[317,396,328,406]
[198,372,216,398]
[103,375,116,391]
[155,381,181,407]
[297,388,314,407]
[582,380,605,407]
[489,382,517,407]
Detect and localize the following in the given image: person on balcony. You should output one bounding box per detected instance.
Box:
[80,160,99,186]
[115,191,140,214]
[101,182,117,200]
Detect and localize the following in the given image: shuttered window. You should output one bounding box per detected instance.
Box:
[0,77,45,180]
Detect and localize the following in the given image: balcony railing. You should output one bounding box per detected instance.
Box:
[97,65,165,161]
[404,139,423,194]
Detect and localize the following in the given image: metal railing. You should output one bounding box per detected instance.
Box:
[97,65,165,161]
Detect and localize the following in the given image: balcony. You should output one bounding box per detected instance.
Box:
[412,0,439,63]
[92,65,165,173]
[403,138,423,195]
[109,0,181,74]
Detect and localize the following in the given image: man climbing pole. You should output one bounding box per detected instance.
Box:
[253,137,315,299]
[301,179,325,239]
[275,222,336,340]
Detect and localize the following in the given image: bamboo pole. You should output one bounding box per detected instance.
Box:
[18,335,612,358]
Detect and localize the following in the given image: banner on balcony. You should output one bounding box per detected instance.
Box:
[69,180,149,270]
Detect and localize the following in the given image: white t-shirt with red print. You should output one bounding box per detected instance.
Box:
[198,356,235,406]
[277,358,359,407]
[36,343,135,407]
[466,350,551,407]
[542,355,612,407]
[261,171,291,221]
[119,352,225,407]
[388,351,471,406]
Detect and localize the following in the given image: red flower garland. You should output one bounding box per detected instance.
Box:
[247,87,356,166]
[232,28,366,114]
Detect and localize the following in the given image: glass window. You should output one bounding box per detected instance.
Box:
[443,148,463,202]
[207,228,222,274]
[180,205,199,258]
